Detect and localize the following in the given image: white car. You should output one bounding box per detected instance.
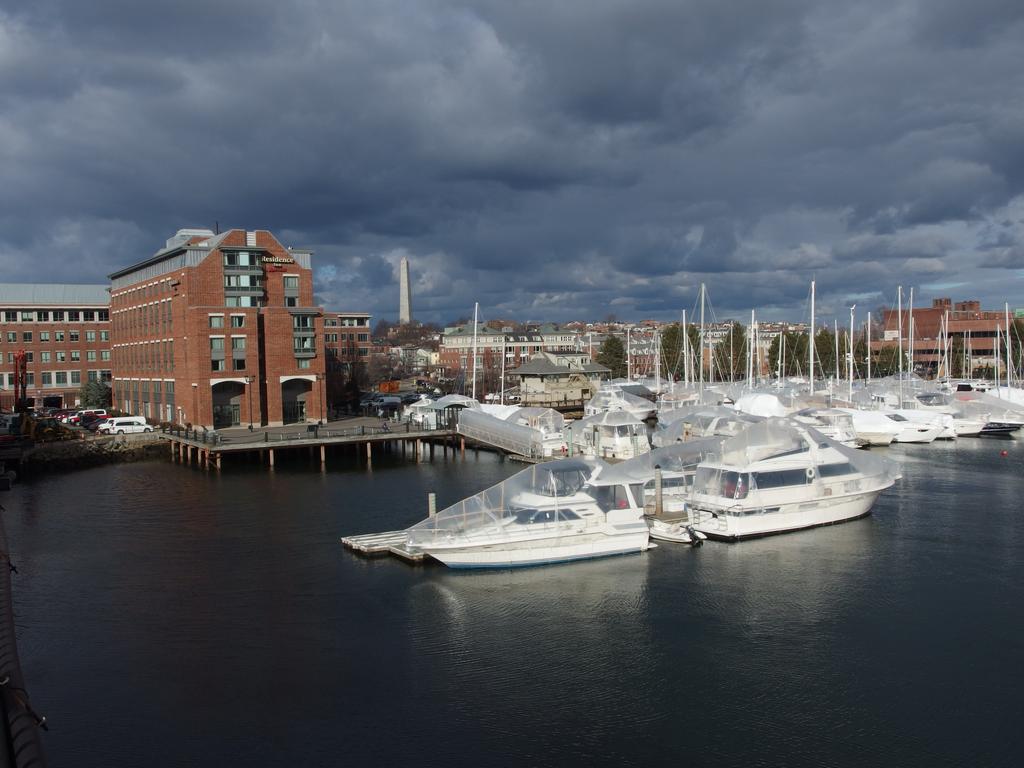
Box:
[99,417,152,435]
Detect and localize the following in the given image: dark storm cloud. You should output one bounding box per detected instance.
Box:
[2,0,1024,323]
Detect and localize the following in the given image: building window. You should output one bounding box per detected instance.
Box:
[5,332,14,343]
[3,312,15,322]
[88,370,99,383]
[100,331,109,341]
[20,312,33,322]
[98,310,109,322]
[359,349,369,357]
[86,331,96,342]
[83,310,95,322]
[41,372,53,387]
[293,315,314,330]
[283,276,299,290]
[87,350,97,361]
[70,330,79,342]
[209,315,224,329]
[52,310,64,322]
[297,358,311,369]
[40,331,50,342]
[357,333,369,342]
[56,351,66,362]
[211,359,225,372]
[223,251,258,267]
[55,371,67,385]
[41,351,51,363]
[36,311,49,322]
[210,338,225,353]
[22,332,32,343]
[68,310,80,322]
[101,350,111,361]
[70,370,81,384]
[233,358,246,370]
[231,337,246,352]
[285,296,297,307]
[55,331,64,342]
[231,315,245,328]
[71,350,80,361]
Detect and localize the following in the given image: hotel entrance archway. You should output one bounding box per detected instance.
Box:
[281,378,313,424]
[212,381,244,428]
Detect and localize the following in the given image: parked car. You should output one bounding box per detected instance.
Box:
[67,408,108,426]
[99,416,152,435]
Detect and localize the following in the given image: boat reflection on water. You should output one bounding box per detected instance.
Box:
[405,554,659,754]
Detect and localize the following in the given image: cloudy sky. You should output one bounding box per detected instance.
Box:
[2,0,1023,326]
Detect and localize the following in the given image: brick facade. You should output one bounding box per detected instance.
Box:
[109,228,327,429]
[0,285,111,409]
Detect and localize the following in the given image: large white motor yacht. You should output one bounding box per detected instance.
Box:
[405,458,652,568]
[690,419,900,540]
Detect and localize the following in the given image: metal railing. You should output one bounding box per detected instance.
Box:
[162,420,452,446]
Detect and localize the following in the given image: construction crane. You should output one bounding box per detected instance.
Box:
[12,350,27,414]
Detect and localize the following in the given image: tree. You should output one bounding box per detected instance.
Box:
[372,319,394,339]
[714,321,747,381]
[660,323,684,380]
[79,381,112,409]
[597,335,627,379]
[874,345,906,377]
[767,331,808,377]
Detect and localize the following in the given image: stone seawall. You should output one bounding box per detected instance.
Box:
[21,435,166,473]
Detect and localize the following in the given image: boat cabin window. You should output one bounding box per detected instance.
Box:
[818,462,855,478]
[719,471,750,500]
[751,468,810,489]
[534,468,589,497]
[886,414,908,422]
[511,508,581,524]
[590,484,634,511]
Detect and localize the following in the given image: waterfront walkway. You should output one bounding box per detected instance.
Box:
[161,416,461,469]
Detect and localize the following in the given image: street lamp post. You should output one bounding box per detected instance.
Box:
[245,375,254,431]
[317,373,325,425]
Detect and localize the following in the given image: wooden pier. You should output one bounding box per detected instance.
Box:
[161,422,461,471]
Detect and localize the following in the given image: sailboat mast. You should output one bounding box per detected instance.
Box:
[849,305,856,402]
[471,302,479,401]
[809,280,815,396]
[699,283,706,395]
[500,333,506,406]
[1006,302,1013,387]
[866,312,872,382]
[834,318,840,384]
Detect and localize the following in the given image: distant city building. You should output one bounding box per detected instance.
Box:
[439,323,581,376]
[878,297,1021,376]
[399,256,412,325]
[108,228,327,428]
[324,311,372,373]
[510,351,610,409]
[0,283,111,409]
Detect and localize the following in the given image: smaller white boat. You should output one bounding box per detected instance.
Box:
[406,458,652,568]
[647,518,707,544]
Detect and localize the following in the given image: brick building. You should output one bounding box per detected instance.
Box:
[324,311,372,373]
[877,297,1022,375]
[108,228,327,429]
[0,283,111,409]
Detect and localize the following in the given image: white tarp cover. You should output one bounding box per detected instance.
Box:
[597,437,725,485]
[710,419,900,482]
[457,408,539,457]
[734,392,792,418]
[504,407,564,434]
[406,458,604,545]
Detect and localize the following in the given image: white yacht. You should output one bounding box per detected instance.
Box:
[568,410,651,460]
[690,419,900,540]
[405,458,652,568]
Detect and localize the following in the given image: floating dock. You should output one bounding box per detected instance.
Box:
[341,530,428,563]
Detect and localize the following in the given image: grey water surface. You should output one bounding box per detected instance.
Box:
[3,439,1023,767]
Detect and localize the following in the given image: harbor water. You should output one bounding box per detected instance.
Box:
[3,440,1023,767]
